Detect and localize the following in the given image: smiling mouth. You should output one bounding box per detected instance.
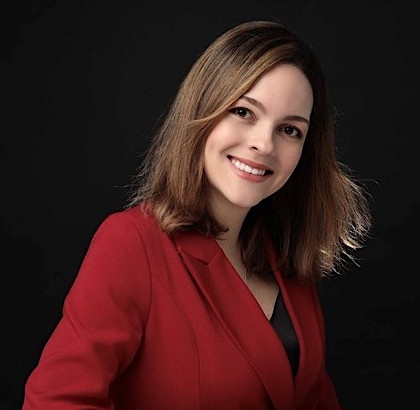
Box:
[228,156,272,176]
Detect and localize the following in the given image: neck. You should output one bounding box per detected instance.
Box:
[210,201,249,245]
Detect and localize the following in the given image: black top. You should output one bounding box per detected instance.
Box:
[270,290,300,378]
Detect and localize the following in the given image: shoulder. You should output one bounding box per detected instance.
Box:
[99,205,159,233]
[71,205,166,273]
[92,205,164,246]
[67,206,159,315]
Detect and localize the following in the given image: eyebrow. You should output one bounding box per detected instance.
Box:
[240,95,310,126]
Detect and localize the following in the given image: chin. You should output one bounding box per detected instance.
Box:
[227,197,264,209]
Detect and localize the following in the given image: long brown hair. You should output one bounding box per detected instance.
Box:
[127,20,372,282]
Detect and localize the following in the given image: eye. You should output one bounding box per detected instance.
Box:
[280,125,303,139]
[229,107,252,119]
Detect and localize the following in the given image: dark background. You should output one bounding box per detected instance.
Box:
[1,1,419,409]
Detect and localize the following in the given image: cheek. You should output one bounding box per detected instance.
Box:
[204,127,234,166]
[280,145,305,172]
[203,132,222,175]
[205,119,239,150]
[204,127,222,154]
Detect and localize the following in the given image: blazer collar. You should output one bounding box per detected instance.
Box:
[172,229,295,410]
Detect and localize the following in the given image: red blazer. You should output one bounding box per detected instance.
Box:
[23,206,342,409]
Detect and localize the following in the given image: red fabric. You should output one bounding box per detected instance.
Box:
[23,206,342,409]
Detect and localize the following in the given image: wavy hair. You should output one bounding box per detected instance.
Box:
[127,20,372,282]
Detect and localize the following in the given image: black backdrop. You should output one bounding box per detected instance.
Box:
[1,1,419,409]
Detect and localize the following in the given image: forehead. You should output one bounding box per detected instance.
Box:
[243,64,313,117]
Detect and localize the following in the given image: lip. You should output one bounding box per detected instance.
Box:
[227,155,273,182]
[227,155,273,174]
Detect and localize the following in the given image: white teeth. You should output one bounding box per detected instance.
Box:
[231,158,266,176]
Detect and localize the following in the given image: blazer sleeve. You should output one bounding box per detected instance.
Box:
[22,212,152,410]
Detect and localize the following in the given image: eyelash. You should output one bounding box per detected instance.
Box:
[230,107,252,118]
[228,106,304,139]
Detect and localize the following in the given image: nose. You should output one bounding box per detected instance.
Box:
[248,125,275,154]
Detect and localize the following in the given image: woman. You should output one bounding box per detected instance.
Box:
[22,20,372,409]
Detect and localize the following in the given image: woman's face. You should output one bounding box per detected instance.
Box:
[204,64,313,218]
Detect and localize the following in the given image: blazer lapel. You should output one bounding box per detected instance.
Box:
[173,230,295,410]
